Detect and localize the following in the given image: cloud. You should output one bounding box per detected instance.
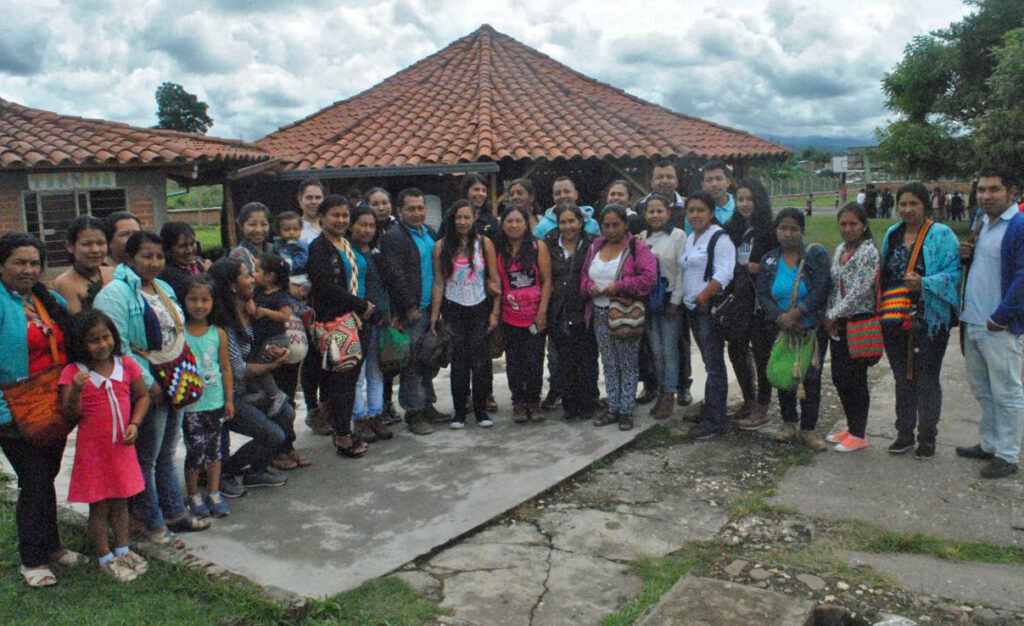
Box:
[0,16,49,76]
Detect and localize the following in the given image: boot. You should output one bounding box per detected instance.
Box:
[305,407,334,436]
[727,400,754,421]
[369,414,394,441]
[776,422,798,442]
[800,429,828,452]
[653,393,675,420]
[354,419,378,444]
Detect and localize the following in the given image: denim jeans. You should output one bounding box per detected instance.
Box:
[963,323,1024,463]
[399,312,437,415]
[647,309,680,393]
[0,435,65,566]
[224,399,290,476]
[444,300,493,415]
[883,325,949,445]
[353,325,384,420]
[593,307,641,415]
[132,401,185,530]
[688,308,727,432]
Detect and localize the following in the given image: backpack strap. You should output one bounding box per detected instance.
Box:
[703,230,725,283]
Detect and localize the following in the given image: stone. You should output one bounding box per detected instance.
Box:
[971,607,1002,626]
[724,559,748,577]
[873,614,918,626]
[464,522,548,547]
[634,576,814,626]
[532,549,642,626]
[836,581,850,591]
[441,567,547,626]
[841,551,1024,612]
[796,573,826,591]
[749,568,772,581]
[390,571,442,602]
[429,543,548,572]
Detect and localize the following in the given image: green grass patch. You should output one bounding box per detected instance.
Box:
[640,424,685,445]
[803,215,972,253]
[843,520,1024,565]
[167,182,223,210]
[601,552,702,626]
[306,577,443,625]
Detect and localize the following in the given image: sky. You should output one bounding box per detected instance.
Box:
[0,0,971,144]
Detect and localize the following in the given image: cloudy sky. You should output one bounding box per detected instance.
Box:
[0,0,970,143]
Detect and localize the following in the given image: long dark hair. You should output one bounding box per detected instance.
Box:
[837,202,873,242]
[208,257,246,332]
[65,310,123,366]
[895,182,931,214]
[496,204,537,272]
[727,178,773,243]
[439,200,479,280]
[258,252,290,290]
[0,232,71,331]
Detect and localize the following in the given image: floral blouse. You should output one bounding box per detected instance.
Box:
[826,240,880,321]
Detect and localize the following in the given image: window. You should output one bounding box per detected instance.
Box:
[22,188,127,266]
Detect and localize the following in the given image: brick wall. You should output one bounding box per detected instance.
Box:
[0,173,28,233]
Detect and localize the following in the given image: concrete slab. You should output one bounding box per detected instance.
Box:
[532,549,642,626]
[771,343,1024,547]
[842,550,1024,612]
[634,575,815,626]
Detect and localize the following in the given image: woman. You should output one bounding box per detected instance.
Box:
[507,178,540,231]
[0,232,84,587]
[93,231,209,547]
[545,204,600,421]
[581,204,658,430]
[495,205,551,422]
[307,196,375,457]
[229,202,274,271]
[879,182,961,459]
[678,192,736,439]
[639,193,685,419]
[604,179,644,234]
[725,179,778,430]
[430,200,501,428]
[460,173,500,239]
[348,205,394,443]
[755,208,831,451]
[208,258,299,478]
[53,215,114,313]
[366,187,395,248]
[159,221,212,302]
[823,203,880,452]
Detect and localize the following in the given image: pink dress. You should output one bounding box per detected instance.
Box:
[59,357,145,504]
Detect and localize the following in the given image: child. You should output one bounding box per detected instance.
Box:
[60,310,150,582]
[182,276,234,518]
[274,211,310,300]
[247,253,292,415]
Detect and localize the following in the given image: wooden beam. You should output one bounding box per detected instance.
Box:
[607,160,649,197]
[227,158,281,181]
[488,171,498,214]
[222,180,237,249]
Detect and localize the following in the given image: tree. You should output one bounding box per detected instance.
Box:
[876,0,1024,178]
[976,27,1024,175]
[154,82,213,135]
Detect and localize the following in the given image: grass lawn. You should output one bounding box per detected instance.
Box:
[0,498,441,625]
[803,216,971,253]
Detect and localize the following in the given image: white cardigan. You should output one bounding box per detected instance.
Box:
[640,228,686,306]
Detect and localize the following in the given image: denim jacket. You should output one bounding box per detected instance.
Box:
[756,242,832,328]
[0,283,67,426]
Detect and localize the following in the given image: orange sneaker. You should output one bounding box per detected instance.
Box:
[834,435,868,452]
[826,430,850,444]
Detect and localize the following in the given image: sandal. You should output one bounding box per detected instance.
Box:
[618,415,634,431]
[333,434,368,458]
[20,565,57,588]
[287,448,312,467]
[271,453,299,471]
[148,529,186,549]
[166,515,212,533]
[50,549,89,568]
[593,411,619,427]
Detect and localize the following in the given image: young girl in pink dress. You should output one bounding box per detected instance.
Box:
[59,310,151,582]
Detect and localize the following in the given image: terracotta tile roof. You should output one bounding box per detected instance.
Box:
[258,25,789,170]
[0,97,269,170]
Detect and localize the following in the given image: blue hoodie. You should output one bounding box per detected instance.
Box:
[533,205,601,239]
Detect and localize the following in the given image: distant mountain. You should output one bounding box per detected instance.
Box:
[762,135,876,153]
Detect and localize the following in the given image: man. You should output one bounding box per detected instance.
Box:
[637,160,691,406]
[103,211,140,265]
[700,160,736,226]
[956,166,1024,479]
[532,177,600,238]
[297,178,325,244]
[380,188,449,434]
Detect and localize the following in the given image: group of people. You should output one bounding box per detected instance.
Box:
[1,159,1022,591]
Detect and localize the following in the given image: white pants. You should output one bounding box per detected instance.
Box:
[963,323,1024,463]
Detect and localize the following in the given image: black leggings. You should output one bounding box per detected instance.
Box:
[503,322,545,405]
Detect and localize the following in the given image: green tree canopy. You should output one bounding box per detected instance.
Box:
[876,0,1024,178]
[154,82,213,135]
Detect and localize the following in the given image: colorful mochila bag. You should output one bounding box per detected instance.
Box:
[137,283,204,409]
[312,313,363,372]
[879,220,932,330]
[840,267,883,363]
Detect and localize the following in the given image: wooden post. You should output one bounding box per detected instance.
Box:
[222,179,237,249]
[489,171,498,214]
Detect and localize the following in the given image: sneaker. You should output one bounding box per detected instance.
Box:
[799,429,829,452]
[956,443,994,460]
[527,402,544,422]
[737,412,772,431]
[384,402,403,425]
[450,418,466,430]
[422,406,452,424]
[242,471,287,488]
[677,389,693,407]
[303,406,320,430]
[187,493,210,518]
[407,413,434,435]
[206,492,230,518]
[219,476,248,499]
[888,437,915,454]
[776,422,799,442]
[834,435,868,452]
[513,403,528,423]
[478,417,494,428]
[541,389,562,410]
[485,395,499,413]
[980,457,1019,479]
[685,423,722,441]
[119,550,148,574]
[99,556,137,582]
[652,393,675,420]
[826,430,850,444]
[914,443,935,460]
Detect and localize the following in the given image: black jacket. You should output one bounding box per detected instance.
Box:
[379,220,437,317]
[544,229,594,331]
[307,234,370,323]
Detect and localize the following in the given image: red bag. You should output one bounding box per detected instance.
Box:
[312,313,362,372]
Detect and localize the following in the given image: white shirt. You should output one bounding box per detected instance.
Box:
[640,228,686,306]
[962,205,1017,327]
[300,218,321,244]
[678,225,735,310]
[588,249,623,307]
